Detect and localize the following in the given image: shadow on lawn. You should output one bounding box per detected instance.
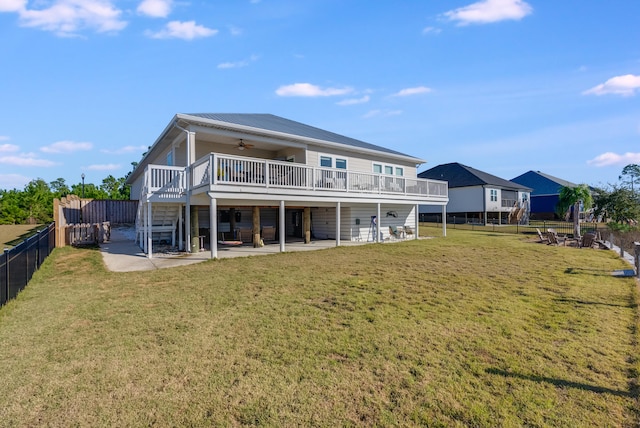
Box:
[553,297,637,309]
[485,368,632,398]
[564,267,613,277]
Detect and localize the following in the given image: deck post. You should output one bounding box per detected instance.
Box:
[252,206,261,248]
[415,204,420,240]
[335,201,341,246]
[190,206,199,252]
[209,193,217,259]
[304,207,311,244]
[280,201,286,252]
[376,203,381,242]
[147,201,152,258]
[442,205,447,237]
[178,205,183,251]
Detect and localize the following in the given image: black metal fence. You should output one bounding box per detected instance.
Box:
[421,220,601,238]
[1,223,55,307]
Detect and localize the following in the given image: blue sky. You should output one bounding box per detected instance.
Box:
[0,0,639,191]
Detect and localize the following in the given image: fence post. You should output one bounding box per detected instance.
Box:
[4,248,8,305]
[635,242,640,278]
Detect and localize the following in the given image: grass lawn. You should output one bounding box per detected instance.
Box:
[0,224,43,248]
[0,229,638,426]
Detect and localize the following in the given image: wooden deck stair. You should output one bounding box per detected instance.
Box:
[136,203,181,247]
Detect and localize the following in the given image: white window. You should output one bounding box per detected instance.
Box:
[320,154,347,169]
[490,189,498,202]
[374,163,404,176]
[166,151,173,166]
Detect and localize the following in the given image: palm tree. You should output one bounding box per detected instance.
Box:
[556,184,593,238]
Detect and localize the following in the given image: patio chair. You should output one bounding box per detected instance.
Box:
[261,225,276,242]
[389,226,402,240]
[404,226,414,237]
[546,228,566,246]
[237,227,253,243]
[536,228,549,244]
[580,232,597,249]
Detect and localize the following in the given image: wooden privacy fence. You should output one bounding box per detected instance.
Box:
[54,195,137,247]
[65,222,111,246]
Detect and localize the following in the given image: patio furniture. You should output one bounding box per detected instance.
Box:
[237,227,253,243]
[546,228,566,246]
[536,228,549,244]
[261,225,276,241]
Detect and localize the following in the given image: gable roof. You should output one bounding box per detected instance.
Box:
[183,113,419,160]
[510,170,577,196]
[418,162,531,191]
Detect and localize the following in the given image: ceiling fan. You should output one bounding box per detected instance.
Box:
[237,139,254,151]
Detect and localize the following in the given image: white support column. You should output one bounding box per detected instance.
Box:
[279,200,286,253]
[178,205,183,251]
[376,203,381,242]
[335,201,341,247]
[142,202,147,252]
[147,201,153,259]
[442,205,447,237]
[184,130,195,253]
[415,204,420,240]
[208,193,217,259]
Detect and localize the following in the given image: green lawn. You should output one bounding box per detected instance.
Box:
[0,229,638,426]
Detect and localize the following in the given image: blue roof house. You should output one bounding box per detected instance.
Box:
[510,171,577,220]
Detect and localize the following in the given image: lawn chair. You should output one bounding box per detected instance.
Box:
[580,231,597,249]
[546,228,566,246]
[261,225,276,242]
[389,226,402,240]
[237,227,253,243]
[536,228,549,244]
[404,225,414,238]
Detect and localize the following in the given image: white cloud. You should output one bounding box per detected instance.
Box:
[0,155,56,167]
[337,95,370,106]
[0,173,31,190]
[275,83,353,97]
[229,25,242,36]
[17,0,127,36]
[587,152,640,167]
[137,0,172,18]
[582,74,640,97]
[443,0,532,25]
[41,140,93,154]
[0,143,19,152]
[146,20,217,40]
[0,136,9,141]
[422,26,441,35]
[217,54,259,69]
[100,145,147,154]
[363,109,403,119]
[86,163,121,170]
[0,0,25,12]
[392,86,432,97]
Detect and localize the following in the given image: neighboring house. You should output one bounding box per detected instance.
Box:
[126,113,449,258]
[417,162,531,225]
[510,170,577,220]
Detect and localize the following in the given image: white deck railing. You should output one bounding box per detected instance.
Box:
[147,153,448,198]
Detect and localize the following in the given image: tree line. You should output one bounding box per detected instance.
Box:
[0,175,130,225]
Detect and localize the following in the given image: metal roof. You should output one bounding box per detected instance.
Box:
[418,162,531,191]
[184,113,419,160]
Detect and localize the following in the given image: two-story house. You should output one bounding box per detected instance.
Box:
[418,162,530,225]
[126,113,449,258]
